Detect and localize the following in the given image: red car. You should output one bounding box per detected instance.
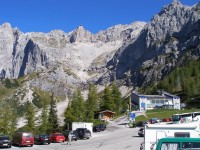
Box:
[50,133,65,143]
[12,132,34,147]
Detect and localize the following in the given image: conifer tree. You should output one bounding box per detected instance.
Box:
[38,99,49,134]
[70,88,85,121]
[64,101,76,130]
[64,88,85,129]
[111,83,122,115]
[85,83,98,122]
[25,102,35,133]
[101,86,114,111]
[48,93,59,133]
[0,103,15,137]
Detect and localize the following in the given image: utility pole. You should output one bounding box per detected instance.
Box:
[127,70,131,112]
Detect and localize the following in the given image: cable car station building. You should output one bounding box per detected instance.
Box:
[131,92,180,111]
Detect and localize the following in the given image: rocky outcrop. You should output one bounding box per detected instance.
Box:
[0,20,145,98]
[0,1,199,100]
[99,1,200,87]
[69,25,94,43]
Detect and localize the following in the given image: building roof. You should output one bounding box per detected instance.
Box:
[132,92,180,99]
[162,92,180,99]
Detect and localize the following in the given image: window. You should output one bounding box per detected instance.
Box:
[161,143,179,150]
[174,132,190,138]
[182,142,200,149]
[172,115,181,121]
[23,133,33,137]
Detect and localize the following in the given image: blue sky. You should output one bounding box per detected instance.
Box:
[0,0,199,33]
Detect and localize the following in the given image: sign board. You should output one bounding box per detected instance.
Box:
[129,112,136,120]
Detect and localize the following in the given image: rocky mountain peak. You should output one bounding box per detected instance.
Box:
[101,1,200,88]
[146,0,193,48]
[171,0,181,5]
[95,21,146,42]
[76,25,86,32]
[69,25,93,43]
[0,22,12,29]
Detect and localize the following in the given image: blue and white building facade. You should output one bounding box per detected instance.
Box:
[131,92,180,111]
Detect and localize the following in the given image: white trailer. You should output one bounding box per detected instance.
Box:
[72,122,93,135]
[143,121,200,150]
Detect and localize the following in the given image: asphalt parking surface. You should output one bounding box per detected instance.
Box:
[10,116,144,150]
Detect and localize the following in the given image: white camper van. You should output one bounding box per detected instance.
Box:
[142,121,200,150]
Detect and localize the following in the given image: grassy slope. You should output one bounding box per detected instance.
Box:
[135,109,200,122]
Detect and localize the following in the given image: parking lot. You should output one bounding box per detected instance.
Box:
[9,116,144,150]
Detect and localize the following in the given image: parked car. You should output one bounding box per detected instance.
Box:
[136,121,148,127]
[148,118,161,124]
[49,133,65,143]
[76,128,91,139]
[62,130,78,141]
[71,130,79,141]
[99,124,106,131]
[162,117,172,122]
[34,134,51,145]
[93,125,101,132]
[93,124,106,132]
[138,127,144,137]
[12,132,34,147]
[0,136,12,148]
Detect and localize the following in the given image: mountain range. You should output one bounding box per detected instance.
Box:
[0,0,200,111]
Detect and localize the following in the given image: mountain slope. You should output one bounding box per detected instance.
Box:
[0,21,146,107]
[101,1,200,88]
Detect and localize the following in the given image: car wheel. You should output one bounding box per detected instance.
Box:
[30,144,33,147]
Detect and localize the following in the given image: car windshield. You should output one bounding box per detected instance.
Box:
[23,133,33,137]
[40,135,48,138]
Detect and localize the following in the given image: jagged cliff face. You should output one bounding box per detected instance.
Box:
[100,1,200,87]
[0,21,146,98]
[0,1,199,101]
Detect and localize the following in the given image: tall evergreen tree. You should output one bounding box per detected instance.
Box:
[64,88,85,129]
[0,103,15,137]
[48,93,59,133]
[25,102,35,133]
[85,83,98,122]
[38,99,49,134]
[111,83,122,115]
[70,88,85,121]
[64,101,76,130]
[101,86,114,111]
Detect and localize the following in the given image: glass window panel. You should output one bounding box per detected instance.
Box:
[161,143,179,150]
